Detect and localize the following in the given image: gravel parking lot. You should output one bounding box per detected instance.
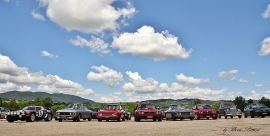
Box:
[1,117,269,136]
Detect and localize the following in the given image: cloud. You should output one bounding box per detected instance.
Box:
[31,10,45,21]
[255,84,263,87]
[69,36,110,54]
[247,90,261,100]
[250,72,256,75]
[263,91,270,99]
[87,65,123,88]
[0,54,94,98]
[111,26,192,61]
[41,50,58,58]
[4,0,10,2]
[175,73,210,85]
[37,0,136,33]
[122,71,159,93]
[259,37,270,56]
[262,4,270,18]
[239,78,248,83]
[218,70,238,79]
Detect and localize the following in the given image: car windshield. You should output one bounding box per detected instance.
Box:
[170,105,185,110]
[197,105,212,109]
[66,104,83,109]
[92,108,99,112]
[222,103,235,108]
[138,104,156,109]
[22,107,35,110]
[104,105,120,110]
[251,103,268,108]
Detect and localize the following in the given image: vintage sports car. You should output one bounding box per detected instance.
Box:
[244,103,270,118]
[218,102,242,119]
[124,108,131,120]
[0,107,9,119]
[192,104,217,120]
[55,103,93,122]
[6,106,53,122]
[97,103,125,122]
[134,104,162,122]
[89,108,100,119]
[165,104,195,121]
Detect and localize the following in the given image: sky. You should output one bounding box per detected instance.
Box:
[0,0,270,103]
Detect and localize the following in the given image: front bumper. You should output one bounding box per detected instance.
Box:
[136,114,162,119]
[254,111,270,116]
[174,115,195,119]
[196,113,217,119]
[56,115,76,120]
[6,114,29,121]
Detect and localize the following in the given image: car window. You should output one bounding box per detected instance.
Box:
[104,105,120,110]
[138,104,156,109]
[36,107,41,110]
[22,106,35,110]
[222,103,235,108]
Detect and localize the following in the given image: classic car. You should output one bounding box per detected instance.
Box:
[218,102,242,119]
[124,108,131,120]
[192,104,217,120]
[0,107,9,119]
[244,103,270,118]
[89,108,100,119]
[134,103,162,122]
[5,106,53,122]
[55,103,93,122]
[160,108,167,119]
[97,103,125,122]
[165,104,195,121]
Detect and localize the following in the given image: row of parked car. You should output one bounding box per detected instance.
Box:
[1,102,270,123]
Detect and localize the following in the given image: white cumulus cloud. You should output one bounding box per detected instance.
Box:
[69,36,110,54]
[262,4,270,18]
[37,0,136,33]
[31,10,45,21]
[41,50,58,58]
[255,84,263,87]
[111,26,192,61]
[239,78,248,83]
[87,65,123,88]
[176,73,210,85]
[259,37,270,56]
[218,70,238,78]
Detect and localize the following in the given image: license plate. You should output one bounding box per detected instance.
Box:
[147,116,153,118]
[19,115,22,118]
[263,113,267,114]
[206,116,210,118]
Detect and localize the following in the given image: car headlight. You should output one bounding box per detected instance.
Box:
[139,111,144,114]
[112,113,116,116]
[190,112,193,115]
[212,111,216,113]
[178,112,181,115]
[226,109,230,112]
[98,113,102,116]
[57,112,60,115]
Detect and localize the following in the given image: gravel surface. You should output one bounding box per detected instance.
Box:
[1,117,269,136]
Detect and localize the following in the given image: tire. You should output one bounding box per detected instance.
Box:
[251,112,255,118]
[153,119,156,122]
[76,114,81,122]
[244,114,247,118]
[27,113,36,122]
[261,116,265,118]
[45,114,52,121]
[98,119,102,122]
[122,117,125,121]
[7,118,14,122]
[158,117,162,122]
[58,119,62,122]
[230,116,233,119]
[135,117,140,122]
[88,115,92,121]
[213,117,217,120]
[190,118,194,121]
[172,113,176,121]
[117,117,121,122]
[206,118,209,120]
[238,115,242,119]
[225,116,227,119]
[218,115,221,119]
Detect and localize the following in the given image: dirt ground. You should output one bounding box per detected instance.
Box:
[0,117,269,136]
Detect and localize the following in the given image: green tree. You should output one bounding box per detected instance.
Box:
[33,97,44,106]
[193,99,202,105]
[247,99,254,104]
[43,97,54,107]
[233,96,246,111]
[51,104,66,112]
[258,97,270,107]
[211,101,222,110]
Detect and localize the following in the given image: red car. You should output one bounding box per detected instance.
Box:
[192,104,217,120]
[97,103,125,122]
[134,104,162,122]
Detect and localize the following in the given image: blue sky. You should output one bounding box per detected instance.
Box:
[0,0,270,103]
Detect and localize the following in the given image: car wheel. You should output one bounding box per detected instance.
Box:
[76,114,81,122]
[261,116,265,118]
[172,113,176,121]
[206,117,209,120]
[218,115,221,119]
[158,117,162,122]
[244,113,247,118]
[58,119,62,122]
[122,117,125,121]
[98,119,102,122]
[180,118,183,121]
[7,118,14,122]
[153,119,156,121]
[45,114,52,121]
[106,120,109,122]
[230,116,233,119]
[190,118,194,121]
[238,115,242,119]
[27,113,36,122]
[225,116,227,119]
[117,117,121,122]
[213,117,217,120]
[88,115,92,121]
[251,112,255,118]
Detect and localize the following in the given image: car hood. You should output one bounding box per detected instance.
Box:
[56,109,81,112]
[168,109,193,112]
[196,109,216,112]
[98,110,121,114]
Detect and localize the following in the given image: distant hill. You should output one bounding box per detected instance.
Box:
[0,91,96,104]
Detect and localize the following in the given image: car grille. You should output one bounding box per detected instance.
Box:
[181,112,190,115]
[202,111,213,114]
[100,114,113,117]
[231,109,237,115]
[59,112,72,115]
[144,112,156,114]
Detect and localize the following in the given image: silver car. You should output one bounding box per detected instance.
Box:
[0,107,9,119]
[55,103,93,122]
[165,104,195,121]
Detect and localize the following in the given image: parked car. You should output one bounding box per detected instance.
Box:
[218,102,242,119]
[165,104,195,121]
[97,103,125,122]
[134,103,162,122]
[55,103,93,122]
[244,103,270,118]
[160,108,167,119]
[90,108,100,119]
[5,106,53,122]
[192,104,217,120]
[0,107,9,119]
[124,108,131,120]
